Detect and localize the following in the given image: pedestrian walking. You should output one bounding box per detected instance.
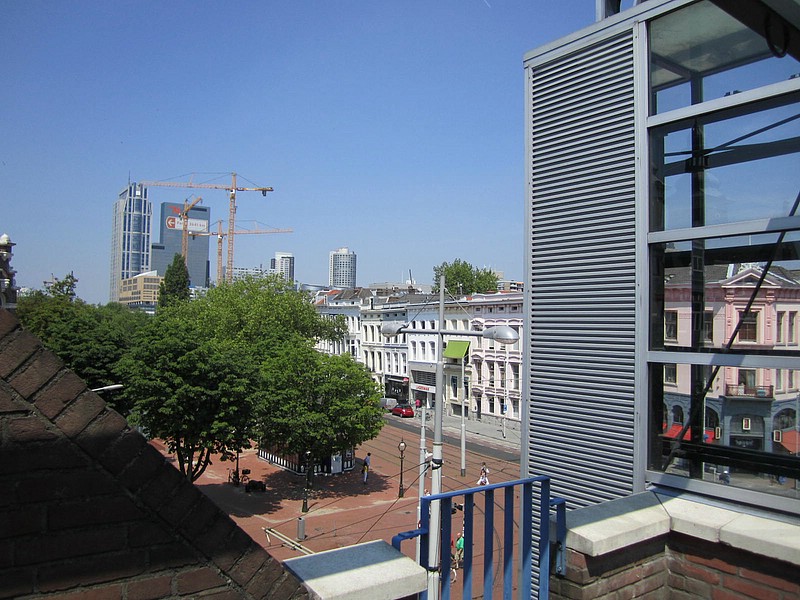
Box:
[362,452,371,484]
[454,532,464,568]
[477,462,490,485]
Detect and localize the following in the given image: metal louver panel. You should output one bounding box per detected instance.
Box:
[526,31,637,508]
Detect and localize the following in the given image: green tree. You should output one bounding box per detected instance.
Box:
[117,275,350,481]
[16,275,147,413]
[117,306,258,481]
[44,271,79,300]
[159,253,190,308]
[258,341,384,462]
[433,259,499,295]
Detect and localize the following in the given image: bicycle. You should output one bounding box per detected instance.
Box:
[228,468,251,486]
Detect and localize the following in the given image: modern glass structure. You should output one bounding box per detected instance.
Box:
[109,183,152,302]
[150,202,211,289]
[329,247,357,289]
[524,0,799,522]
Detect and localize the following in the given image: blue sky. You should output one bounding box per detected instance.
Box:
[1,1,596,305]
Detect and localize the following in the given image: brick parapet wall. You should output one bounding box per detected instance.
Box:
[549,531,800,600]
[0,309,308,599]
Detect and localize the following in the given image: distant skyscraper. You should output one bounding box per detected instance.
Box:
[329,247,356,288]
[150,202,211,288]
[110,183,152,302]
[271,251,295,283]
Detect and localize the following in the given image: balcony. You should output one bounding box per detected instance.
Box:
[725,384,774,398]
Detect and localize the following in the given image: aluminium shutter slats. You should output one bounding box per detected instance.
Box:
[526,30,636,510]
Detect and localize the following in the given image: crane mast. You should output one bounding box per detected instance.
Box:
[194,220,293,284]
[140,172,274,282]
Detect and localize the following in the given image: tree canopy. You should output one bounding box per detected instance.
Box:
[16,274,147,413]
[259,342,383,461]
[433,259,499,295]
[117,275,378,481]
[159,253,190,308]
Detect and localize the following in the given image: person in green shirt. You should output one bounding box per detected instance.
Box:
[454,532,465,568]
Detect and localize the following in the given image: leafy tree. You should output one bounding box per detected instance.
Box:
[159,253,190,308]
[117,306,258,481]
[258,341,384,463]
[433,259,499,295]
[44,271,79,300]
[117,275,350,481]
[16,275,147,413]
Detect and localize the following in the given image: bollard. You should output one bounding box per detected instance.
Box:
[297,516,306,540]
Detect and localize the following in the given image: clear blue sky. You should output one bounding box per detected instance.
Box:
[1,1,596,305]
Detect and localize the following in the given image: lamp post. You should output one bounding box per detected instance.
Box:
[91,384,124,393]
[301,450,311,513]
[382,274,519,600]
[460,354,467,477]
[398,438,407,498]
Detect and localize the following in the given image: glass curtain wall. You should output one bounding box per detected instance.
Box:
[647,0,800,507]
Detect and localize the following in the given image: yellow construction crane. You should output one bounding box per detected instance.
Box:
[140,173,274,282]
[179,196,202,267]
[194,220,293,284]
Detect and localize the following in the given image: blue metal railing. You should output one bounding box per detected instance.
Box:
[391,476,565,600]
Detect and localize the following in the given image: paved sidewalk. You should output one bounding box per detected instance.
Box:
[151,412,522,566]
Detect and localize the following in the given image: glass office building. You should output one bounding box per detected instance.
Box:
[109,183,152,302]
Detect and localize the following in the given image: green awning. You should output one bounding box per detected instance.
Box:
[443,340,470,359]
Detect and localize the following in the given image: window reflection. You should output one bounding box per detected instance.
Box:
[650,0,799,115]
[654,362,799,496]
[650,101,800,231]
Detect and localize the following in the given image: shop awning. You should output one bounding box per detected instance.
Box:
[779,430,800,454]
[663,424,716,442]
[443,340,470,359]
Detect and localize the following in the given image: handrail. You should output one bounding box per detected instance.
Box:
[391,476,565,600]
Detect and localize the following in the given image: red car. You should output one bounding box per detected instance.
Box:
[391,403,414,418]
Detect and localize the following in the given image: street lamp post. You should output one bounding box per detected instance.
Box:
[91,384,124,393]
[460,355,467,477]
[382,274,519,600]
[301,450,311,513]
[398,438,407,498]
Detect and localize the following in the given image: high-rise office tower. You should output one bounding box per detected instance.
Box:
[271,251,295,283]
[150,202,211,288]
[110,183,152,302]
[329,247,356,289]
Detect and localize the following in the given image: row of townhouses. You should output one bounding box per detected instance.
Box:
[315,288,524,433]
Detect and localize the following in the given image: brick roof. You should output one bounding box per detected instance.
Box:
[0,309,308,600]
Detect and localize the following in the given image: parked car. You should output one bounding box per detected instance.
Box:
[380,397,397,411]
[391,403,414,418]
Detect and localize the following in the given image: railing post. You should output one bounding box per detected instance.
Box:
[520,481,533,600]
[483,488,494,600]
[503,486,515,598]
[538,478,550,600]
[551,497,567,577]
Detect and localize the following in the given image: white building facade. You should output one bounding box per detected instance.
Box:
[271,251,295,283]
[317,290,525,431]
[328,247,356,288]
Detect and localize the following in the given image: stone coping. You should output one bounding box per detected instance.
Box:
[284,540,427,600]
[559,491,800,566]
